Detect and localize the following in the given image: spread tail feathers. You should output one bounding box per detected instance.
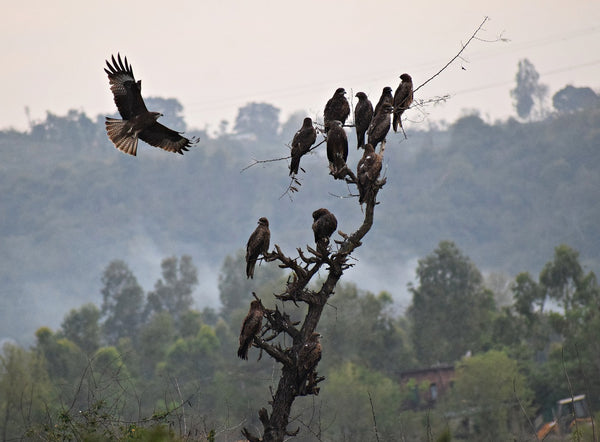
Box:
[105,117,138,156]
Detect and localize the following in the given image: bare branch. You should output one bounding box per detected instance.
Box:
[414,16,490,94]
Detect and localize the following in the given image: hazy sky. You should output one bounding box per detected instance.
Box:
[3,0,600,133]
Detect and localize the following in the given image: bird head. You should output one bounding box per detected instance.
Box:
[356,92,367,100]
[334,87,346,96]
[383,86,393,94]
[258,217,269,227]
[312,208,328,220]
[400,73,412,82]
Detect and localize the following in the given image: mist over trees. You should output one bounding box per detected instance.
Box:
[2,85,599,344]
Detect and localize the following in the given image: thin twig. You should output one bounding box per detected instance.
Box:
[368,391,381,442]
[575,343,596,441]
[562,346,580,438]
[513,377,539,441]
[414,16,490,94]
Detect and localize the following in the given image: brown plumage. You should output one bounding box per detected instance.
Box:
[298,332,322,373]
[354,92,373,149]
[289,117,317,176]
[367,104,393,148]
[246,217,270,279]
[312,208,337,244]
[373,86,393,117]
[393,73,414,132]
[323,88,350,133]
[326,120,348,176]
[104,54,198,156]
[237,300,264,360]
[357,143,383,205]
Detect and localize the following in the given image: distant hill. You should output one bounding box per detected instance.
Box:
[1,103,599,343]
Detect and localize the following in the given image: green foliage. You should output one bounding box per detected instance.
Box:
[101,260,145,345]
[145,255,199,321]
[320,362,403,441]
[320,283,415,374]
[60,302,101,355]
[447,350,533,441]
[0,343,52,441]
[407,241,496,365]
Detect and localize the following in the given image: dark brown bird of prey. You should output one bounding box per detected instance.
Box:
[368,104,393,148]
[326,120,348,177]
[354,92,373,149]
[246,217,270,279]
[393,73,414,132]
[289,117,317,176]
[373,86,393,117]
[238,300,264,360]
[104,54,198,156]
[312,208,337,244]
[357,143,383,205]
[298,332,322,373]
[323,88,350,133]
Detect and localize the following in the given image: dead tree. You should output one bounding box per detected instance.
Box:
[241,163,385,442]
[239,17,501,441]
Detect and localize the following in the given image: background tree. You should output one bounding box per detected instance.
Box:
[407,240,496,365]
[234,102,281,141]
[100,260,145,346]
[510,58,548,120]
[552,85,599,113]
[60,303,101,355]
[447,350,533,440]
[217,250,284,322]
[0,343,52,441]
[145,255,198,321]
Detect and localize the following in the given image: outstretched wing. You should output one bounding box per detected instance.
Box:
[104,54,147,119]
[138,122,197,154]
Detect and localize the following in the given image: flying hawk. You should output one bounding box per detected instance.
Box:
[289,117,317,176]
[373,86,393,117]
[238,300,264,360]
[357,143,383,205]
[104,54,198,156]
[312,208,337,245]
[246,217,270,279]
[326,120,348,177]
[393,73,414,132]
[323,88,350,133]
[367,104,393,148]
[354,92,373,149]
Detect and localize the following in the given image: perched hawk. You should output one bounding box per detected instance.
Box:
[238,300,264,360]
[354,92,373,149]
[326,120,348,177]
[312,208,337,244]
[393,73,414,132]
[323,88,350,133]
[367,104,393,148]
[104,54,198,156]
[298,332,322,373]
[373,86,393,118]
[357,143,383,205]
[246,217,270,279]
[289,117,317,176]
